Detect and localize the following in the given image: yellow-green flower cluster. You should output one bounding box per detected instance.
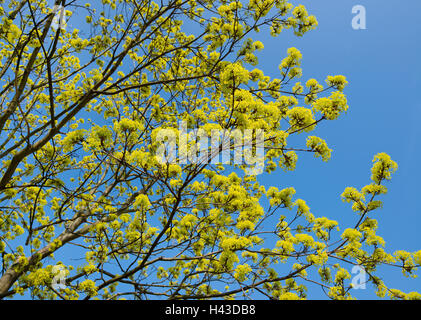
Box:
[78,279,98,297]
[312,92,348,120]
[341,187,366,212]
[326,75,348,91]
[279,47,302,79]
[286,107,316,132]
[306,136,332,161]
[219,62,250,92]
[370,153,398,184]
[267,186,296,207]
[234,264,252,281]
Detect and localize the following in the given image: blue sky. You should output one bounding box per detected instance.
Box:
[253,0,421,298]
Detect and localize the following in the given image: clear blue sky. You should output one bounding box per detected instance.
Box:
[253,0,421,298]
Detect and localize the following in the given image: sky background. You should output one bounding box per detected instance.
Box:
[253,0,421,298]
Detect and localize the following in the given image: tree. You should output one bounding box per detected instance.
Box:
[0,0,419,300]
